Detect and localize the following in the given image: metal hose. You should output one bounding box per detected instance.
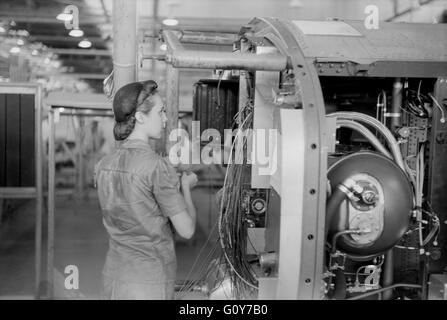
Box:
[336,119,392,159]
[327,112,405,171]
[331,229,362,253]
[325,185,348,238]
[347,283,422,300]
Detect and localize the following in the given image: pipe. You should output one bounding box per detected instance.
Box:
[161,30,288,71]
[180,32,237,46]
[113,0,137,91]
[142,54,166,61]
[168,51,288,71]
[327,112,405,171]
[335,119,392,159]
[328,269,347,300]
[325,184,349,238]
[347,283,422,300]
[164,64,180,155]
[151,0,159,72]
[420,254,430,300]
[382,250,394,300]
[47,110,55,299]
[325,178,359,238]
[163,30,185,52]
[389,78,403,131]
[331,230,362,253]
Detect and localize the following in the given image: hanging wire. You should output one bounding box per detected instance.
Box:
[216,104,259,297]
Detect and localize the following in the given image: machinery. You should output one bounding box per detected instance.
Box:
[151,18,447,300]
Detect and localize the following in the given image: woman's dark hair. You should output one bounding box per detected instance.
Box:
[113,80,158,141]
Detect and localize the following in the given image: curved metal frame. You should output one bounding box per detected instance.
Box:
[250,17,328,299]
[160,17,328,300]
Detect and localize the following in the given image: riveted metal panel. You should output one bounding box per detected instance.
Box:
[428,78,447,273]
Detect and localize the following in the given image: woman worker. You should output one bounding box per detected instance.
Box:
[95,80,198,299]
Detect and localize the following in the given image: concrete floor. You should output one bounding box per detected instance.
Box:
[0,186,221,300]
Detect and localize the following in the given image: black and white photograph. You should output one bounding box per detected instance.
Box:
[0,0,446,307]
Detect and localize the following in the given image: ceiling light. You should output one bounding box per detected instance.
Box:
[162,18,179,26]
[78,39,92,48]
[31,49,39,56]
[69,29,84,37]
[10,46,20,54]
[160,43,167,51]
[44,57,50,64]
[17,30,29,37]
[17,39,24,45]
[56,13,73,22]
[10,20,16,27]
[52,61,62,68]
[0,26,5,33]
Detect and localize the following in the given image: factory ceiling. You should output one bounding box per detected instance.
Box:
[0,0,112,78]
[0,0,445,92]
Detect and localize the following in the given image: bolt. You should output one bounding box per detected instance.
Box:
[362,190,377,205]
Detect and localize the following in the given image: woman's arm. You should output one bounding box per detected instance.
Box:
[169,172,198,239]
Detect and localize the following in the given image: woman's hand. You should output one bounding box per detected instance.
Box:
[181,172,198,190]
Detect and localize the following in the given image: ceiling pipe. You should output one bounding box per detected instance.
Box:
[112,0,137,91]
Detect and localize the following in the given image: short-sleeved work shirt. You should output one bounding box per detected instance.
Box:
[95,139,186,284]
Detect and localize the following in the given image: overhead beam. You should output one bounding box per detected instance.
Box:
[0,12,109,24]
[30,35,106,43]
[139,17,247,33]
[51,48,112,56]
[35,72,108,79]
[59,57,111,64]
[1,12,243,33]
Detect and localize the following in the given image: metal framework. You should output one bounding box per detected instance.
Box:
[0,82,43,299]
[154,19,327,299]
[148,18,447,300]
[45,93,112,299]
